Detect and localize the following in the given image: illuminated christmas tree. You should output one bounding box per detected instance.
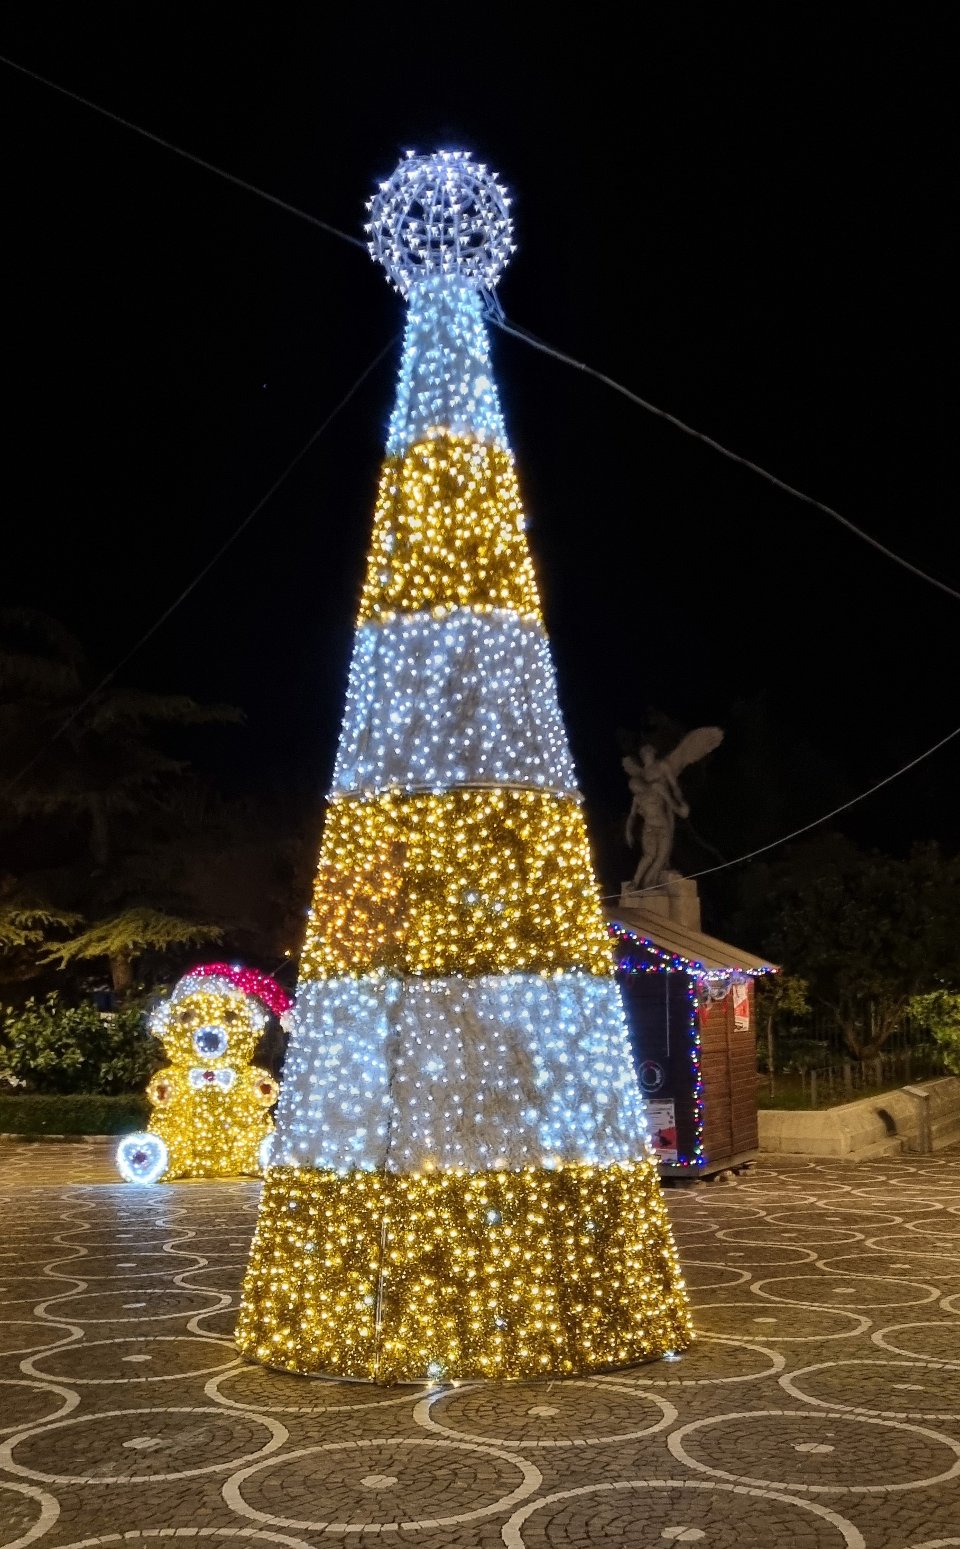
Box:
[238,150,691,1380]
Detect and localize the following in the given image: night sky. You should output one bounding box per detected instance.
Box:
[2,8,957,900]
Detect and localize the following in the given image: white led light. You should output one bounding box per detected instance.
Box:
[188,1066,237,1092]
[193,1025,229,1058]
[150,974,257,1040]
[331,609,578,797]
[116,1132,169,1185]
[387,278,507,454]
[368,150,513,296]
[271,973,650,1174]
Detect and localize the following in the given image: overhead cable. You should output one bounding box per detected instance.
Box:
[3,52,955,604]
[493,316,960,606]
[1,336,397,799]
[608,721,960,898]
[0,52,366,250]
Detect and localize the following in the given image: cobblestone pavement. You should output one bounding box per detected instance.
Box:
[2,1142,960,1548]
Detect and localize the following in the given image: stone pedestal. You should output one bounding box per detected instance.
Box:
[620,871,702,931]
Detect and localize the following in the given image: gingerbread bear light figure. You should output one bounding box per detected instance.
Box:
[116,965,288,1183]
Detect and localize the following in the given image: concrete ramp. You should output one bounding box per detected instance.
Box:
[759,1076,960,1161]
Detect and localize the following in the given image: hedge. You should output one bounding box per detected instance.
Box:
[1,995,159,1095]
[0,1093,150,1136]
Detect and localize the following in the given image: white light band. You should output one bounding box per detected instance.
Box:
[274,972,650,1174]
[387,278,506,454]
[330,608,578,797]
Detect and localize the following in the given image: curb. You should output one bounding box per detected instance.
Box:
[0,1133,116,1144]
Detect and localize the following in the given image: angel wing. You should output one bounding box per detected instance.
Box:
[662,726,724,778]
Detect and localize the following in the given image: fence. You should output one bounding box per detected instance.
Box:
[763,1045,947,1108]
[793,1009,936,1060]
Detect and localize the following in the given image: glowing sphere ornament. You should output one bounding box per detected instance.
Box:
[366,149,515,296]
[238,151,691,1380]
[116,967,283,1184]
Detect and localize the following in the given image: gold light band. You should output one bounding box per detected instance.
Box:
[237,1159,691,1381]
[358,435,542,624]
[300,786,613,979]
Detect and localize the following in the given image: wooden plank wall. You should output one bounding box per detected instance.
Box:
[700,983,759,1165]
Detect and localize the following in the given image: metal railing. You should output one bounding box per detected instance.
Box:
[762,1045,947,1108]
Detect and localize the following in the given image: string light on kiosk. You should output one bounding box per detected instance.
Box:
[609,923,775,1171]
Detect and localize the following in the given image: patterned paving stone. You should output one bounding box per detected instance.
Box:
[0,1406,287,1484]
[708,1241,817,1267]
[719,1223,867,1246]
[0,1321,78,1356]
[817,1250,960,1280]
[751,1272,942,1309]
[189,1308,238,1340]
[673,1262,752,1292]
[0,1377,79,1434]
[869,1232,960,1261]
[767,1207,906,1229]
[176,1263,246,1293]
[420,1380,676,1446]
[203,1361,425,1414]
[31,1286,228,1323]
[780,1357,960,1418]
[906,1214,960,1238]
[871,1319,960,1363]
[3,1144,960,1545]
[22,1335,242,1385]
[691,1300,873,1342]
[0,1476,59,1549]
[667,1408,960,1492]
[45,1255,205,1281]
[222,1435,543,1533]
[500,1480,866,1548]
[0,1278,88,1308]
[631,1336,787,1387]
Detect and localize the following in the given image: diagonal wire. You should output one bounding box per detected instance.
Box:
[1,335,398,800]
[608,720,960,899]
[4,52,959,858]
[493,316,960,606]
[0,52,367,251]
[3,51,956,606]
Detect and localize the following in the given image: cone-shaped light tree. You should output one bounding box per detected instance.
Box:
[238,151,691,1381]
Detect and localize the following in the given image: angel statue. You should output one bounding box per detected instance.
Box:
[623,727,724,891]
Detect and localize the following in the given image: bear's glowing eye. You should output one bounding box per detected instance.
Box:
[193,1025,228,1058]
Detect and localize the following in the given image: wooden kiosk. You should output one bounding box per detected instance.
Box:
[607,877,775,1179]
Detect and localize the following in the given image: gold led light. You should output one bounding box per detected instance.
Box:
[358,435,542,624]
[300,787,613,979]
[141,985,277,1180]
[237,1157,691,1381]
[147,1072,276,1180]
[153,986,260,1066]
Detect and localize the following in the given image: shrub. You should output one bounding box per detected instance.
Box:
[0,1092,150,1135]
[910,991,960,1076]
[0,994,162,1094]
